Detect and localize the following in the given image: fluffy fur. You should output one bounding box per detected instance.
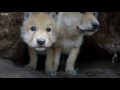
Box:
[53,12,100,76]
[20,12,58,76]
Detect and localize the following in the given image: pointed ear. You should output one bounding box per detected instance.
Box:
[49,12,59,21]
[95,12,99,18]
[23,12,33,20]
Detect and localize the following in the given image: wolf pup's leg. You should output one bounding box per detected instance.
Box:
[53,48,62,74]
[25,47,38,70]
[45,48,57,77]
[65,48,79,76]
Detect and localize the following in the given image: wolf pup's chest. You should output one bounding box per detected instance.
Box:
[56,35,84,52]
[36,50,46,55]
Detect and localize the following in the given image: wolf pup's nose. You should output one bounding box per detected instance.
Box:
[37,39,45,45]
[92,23,100,29]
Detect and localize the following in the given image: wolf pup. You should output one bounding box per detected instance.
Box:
[20,12,58,76]
[53,12,100,76]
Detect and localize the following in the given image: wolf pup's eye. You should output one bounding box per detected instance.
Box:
[31,27,36,31]
[93,12,96,16]
[46,27,51,32]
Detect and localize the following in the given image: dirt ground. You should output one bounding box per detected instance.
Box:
[47,58,120,78]
[1,43,120,78]
[1,55,120,78]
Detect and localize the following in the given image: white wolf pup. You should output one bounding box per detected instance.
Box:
[20,12,58,76]
[53,12,100,76]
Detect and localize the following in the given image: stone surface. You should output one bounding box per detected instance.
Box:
[0,12,28,64]
[86,12,120,54]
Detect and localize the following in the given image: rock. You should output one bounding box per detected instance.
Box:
[0,12,28,65]
[0,58,48,78]
[86,12,120,54]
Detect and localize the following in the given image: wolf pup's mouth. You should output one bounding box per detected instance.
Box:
[82,30,96,32]
[77,26,98,32]
[35,46,46,51]
[35,47,46,51]
[36,46,45,48]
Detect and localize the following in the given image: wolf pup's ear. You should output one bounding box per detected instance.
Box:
[94,12,99,18]
[23,12,33,20]
[49,12,59,21]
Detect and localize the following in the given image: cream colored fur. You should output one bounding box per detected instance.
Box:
[53,12,100,76]
[20,12,58,76]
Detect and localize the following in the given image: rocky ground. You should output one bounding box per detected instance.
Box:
[0,55,120,78]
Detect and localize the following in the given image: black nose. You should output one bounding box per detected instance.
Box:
[92,23,100,29]
[37,39,45,45]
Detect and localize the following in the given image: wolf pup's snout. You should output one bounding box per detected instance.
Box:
[92,22,100,29]
[37,38,46,46]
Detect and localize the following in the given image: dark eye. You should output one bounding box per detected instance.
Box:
[31,27,36,31]
[46,27,51,32]
[93,12,96,16]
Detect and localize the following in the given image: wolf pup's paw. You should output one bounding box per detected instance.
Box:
[65,70,77,76]
[24,64,36,70]
[46,71,57,77]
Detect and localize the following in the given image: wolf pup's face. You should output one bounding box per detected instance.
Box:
[21,12,57,51]
[55,12,100,36]
[78,12,100,36]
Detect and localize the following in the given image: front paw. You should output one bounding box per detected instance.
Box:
[45,71,57,77]
[65,70,77,76]
[24,64,36,70]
